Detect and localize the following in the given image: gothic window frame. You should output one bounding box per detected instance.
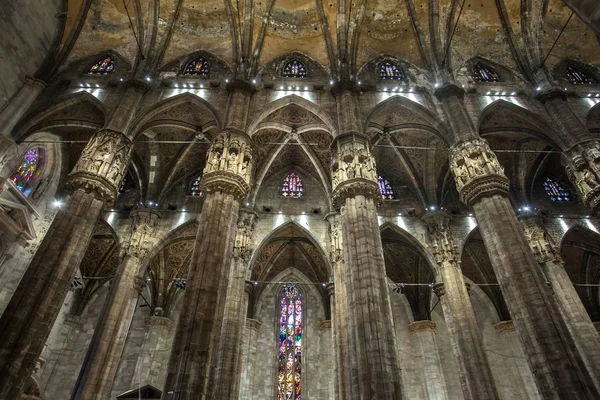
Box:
[10,148,43,197]
[282,59,308,79]
[471,63,500,83]
[377,61,406,81]
[378,175,396,200]
[86,56,115,75]
[189,175,203,197]
[281,172,304,198]
[277,283,303,400]
[543,176,572,202]
[183,57,210,76]
[565,65,596,85]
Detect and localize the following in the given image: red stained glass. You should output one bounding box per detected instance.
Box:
[278,284,302,400]
[184,57,209,76]
[88,57,115,75]
[378,176,395,200]
[10,149,39,197]
[282,172,304,198]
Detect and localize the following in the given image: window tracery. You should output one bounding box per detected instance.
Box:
[472,63,499,82]
[87,57,115,75]
[378,61,405,80]
[278,283,302,400]
[566,66,595,85]
[378,176,395,200]
[10,149,40,197]
[282,172,303,198]
[543,177,572,202]
[283,60,307,78]
[189,176,202,196]
[183,57,209,76]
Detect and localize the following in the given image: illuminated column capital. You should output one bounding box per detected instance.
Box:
[565,139,600,212]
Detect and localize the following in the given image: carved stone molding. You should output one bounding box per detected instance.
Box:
[449,138,509,205]
[65,129,133,204]
[234,211,258,260]
[133,275,146,293]
[422,212,461,268]
[332,180,380,210]
[201,131,252,202]
[319,320,332,331]
[408,320,437,334]
[327,214,343,262]
[519,216,562,264]
[566,140,600,212]
[147,316,174,329]
[244,280,255,295]
[246,318,262,331]
[432,282,445,298]
[122,207,161,259]
[493,320,515,333]
[326,282,335,298]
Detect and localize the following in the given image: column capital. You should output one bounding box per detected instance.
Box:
[565,139,600,212]
[492,320,515,333]
[408,320,437,334]
[245,318,262,332]
[65,129,133,205]
[449,138,509,205]
[244,280,255,295]
[201,131,252,202]
[434,83,465,100]
[319,320,332,331]
[133,275,146,293]
[23,76,47,90]
[225,79,257,95]
[423,212,461,268]
[122,207,161,258]
[432,282,445,298]
[534,87,568,103]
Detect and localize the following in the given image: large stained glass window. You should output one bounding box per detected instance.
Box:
[378,61,405,80]
[88,57,115,75]
[566,66,595,85]
[282,172,303,197]
[543,177,572,201]
[378,175,395,200]
[10,149,40,197]
[189,176,202,196]
[278,284,302,400]
[183,57,209,76]
[283,60,307,78]
[472,63,499,82]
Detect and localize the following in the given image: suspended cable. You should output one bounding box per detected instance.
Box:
[540,12,574,69]
[441,0,467,67]
[122,0,145,60]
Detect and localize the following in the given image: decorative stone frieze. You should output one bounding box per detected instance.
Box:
[423,212,461,268]
[408,320,437,334]
[492,320,515,333]
[201,131,253,201]
[233,211,257,260]
[432,282,445,298]
[319,320,332,331]
[449,138,509,205]
[326,282,335,298]
[245,318,262,332]
[65,129,133,204]
[566,140,600,211]
[327,216,343,263]
[331,133,379,209]
[519,216,562,264]
[121,208,160,259]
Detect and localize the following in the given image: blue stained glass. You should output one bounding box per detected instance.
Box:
[566,66,595,85]
[283,60,307,78]
[378,61,405,80]
[543,177,572,202]
[278,284,302,400]
[10,149,39,197]
[472,63,499,82]
[88,57,115,75]
[190,176,202,196]
[282,172,303,198]
[184,57,209,76]
[378,176,395,200]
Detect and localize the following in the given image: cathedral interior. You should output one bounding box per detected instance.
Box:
[1,0,600,399]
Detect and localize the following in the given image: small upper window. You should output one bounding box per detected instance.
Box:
[282,172,304,198]
[566,66,595,85]
[378,176,395,200]
[543,177,572,202]
[10,148,40,197]
[283,60,308,78]
[472,63,499,82]
[190,176,202,196]
[184,57,209,76]
[378,61,405,81]
[88,57,115,75]
[118,177,127,196]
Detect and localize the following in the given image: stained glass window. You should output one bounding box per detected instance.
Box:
[118,177,126,196]
[184,57,209,76]
[283,60,307,78]
[543,177,572,202]
[10,149,39,197]
[278,284,302,400]
[566,66,595,85]
[87,57,115,75]
[282,172,303,197]
[189,176,202,196]
[472,63,499,82]
[378,176,395,200]
[378,61,405,80]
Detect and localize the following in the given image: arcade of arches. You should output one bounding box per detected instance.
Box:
[1,1,600,399]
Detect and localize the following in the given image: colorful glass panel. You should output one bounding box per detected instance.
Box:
[378,61,405,80]
[278,284,302,400]
[282,172,304,198]
[118,177,126,196]
[543,177,572,202]
[88,57,115,75]
[189,176,202,196]
[566,66,595,85]
[10,149,39,196]
[184,57,209,76]
[472,63,499,82]
[378,176,395,200]
[283,60,308,78]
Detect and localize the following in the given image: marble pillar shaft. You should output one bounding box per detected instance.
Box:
[408,321,448,400]
[0,188,104,398]
[162,191,240,399]
[340,194,402,399]
[332,264,351,400]
[473,194,595,399]
[131,316,174,389]
[0,77,46,137]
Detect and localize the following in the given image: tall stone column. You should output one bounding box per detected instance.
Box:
[243,318,262,398]
[131,316,175,390]
[423,212,499,399]
[330,91,403,399]
[211,210,257,400]
[407,320,449,400]
[520,216,600,392]
[0,129,133,398]
[73,207,160,399]
[162,126,253,399]
[0,77,46,137]
[450,137,598,399]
